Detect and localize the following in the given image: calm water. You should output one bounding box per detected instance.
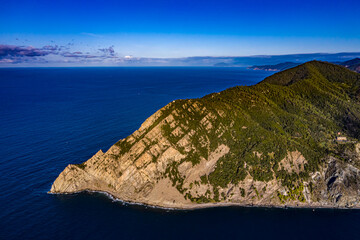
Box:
[0,67,359,239]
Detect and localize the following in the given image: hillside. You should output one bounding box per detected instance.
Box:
[340,58,360,67]
[339,58,360,73]
[250,58,360,73]
[348,64,360,73]
[50,61,360,209]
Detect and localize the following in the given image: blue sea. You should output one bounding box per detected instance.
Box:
[0,67,359,239]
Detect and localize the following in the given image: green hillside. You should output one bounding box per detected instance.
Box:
[53,60,360,208]
[150,61,360,201]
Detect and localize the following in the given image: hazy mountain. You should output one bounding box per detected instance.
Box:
[248,62,300,71]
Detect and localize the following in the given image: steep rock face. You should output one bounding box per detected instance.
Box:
[51,61,360,209]
[309,154,360,208]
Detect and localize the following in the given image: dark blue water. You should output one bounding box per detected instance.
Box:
[0,67,359,239]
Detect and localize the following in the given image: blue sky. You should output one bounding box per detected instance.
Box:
[1,0,360,65]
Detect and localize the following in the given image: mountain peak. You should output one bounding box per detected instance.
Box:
[260,60,359,86]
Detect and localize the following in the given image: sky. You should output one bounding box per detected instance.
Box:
[1,0,360,66]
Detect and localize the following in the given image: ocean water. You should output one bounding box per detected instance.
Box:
[0,67,359,239]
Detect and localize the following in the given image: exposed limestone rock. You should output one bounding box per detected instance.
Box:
[182,144,230,188]
[279,151,307,174]
[310,157,360,208]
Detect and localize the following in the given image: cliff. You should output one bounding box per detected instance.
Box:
[50,61,360,209]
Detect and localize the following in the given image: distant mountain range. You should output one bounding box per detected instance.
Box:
[1,45,360,67]
[248,58,360,73]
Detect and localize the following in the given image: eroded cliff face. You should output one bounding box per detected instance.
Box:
[50,102,234,208]
[50,61,360,209]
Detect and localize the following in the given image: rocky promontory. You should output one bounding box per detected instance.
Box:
[50,61,360,209]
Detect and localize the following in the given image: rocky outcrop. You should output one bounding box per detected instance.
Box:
[50,103,235,208]
[310,156,360,208]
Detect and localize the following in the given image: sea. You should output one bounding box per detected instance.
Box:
[0,67,359,239]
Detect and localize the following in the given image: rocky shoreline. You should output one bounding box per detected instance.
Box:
[48,189,360,211]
